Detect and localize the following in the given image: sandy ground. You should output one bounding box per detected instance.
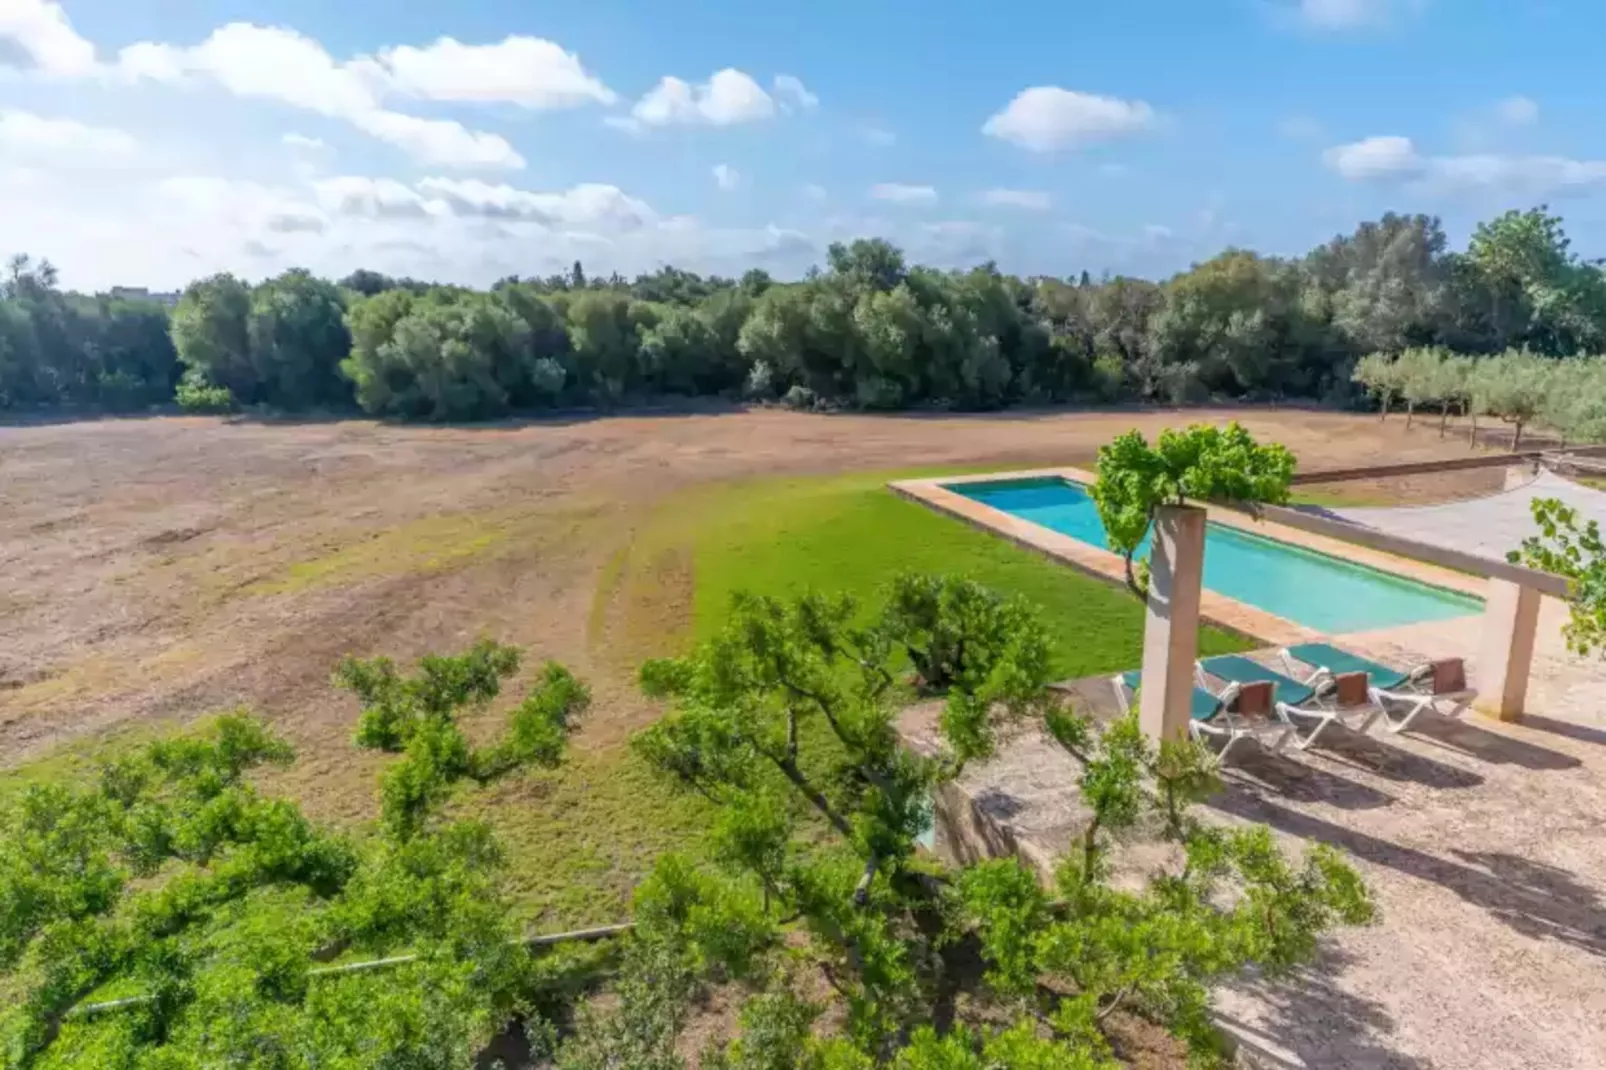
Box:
[910,599,1606,1070]
[0,405,1496,801]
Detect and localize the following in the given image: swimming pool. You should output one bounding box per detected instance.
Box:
[948,477,1482,633]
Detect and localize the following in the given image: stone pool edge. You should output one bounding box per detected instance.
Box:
[888,467,1487,647]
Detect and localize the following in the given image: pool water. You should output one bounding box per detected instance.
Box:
[949,478,1482,633]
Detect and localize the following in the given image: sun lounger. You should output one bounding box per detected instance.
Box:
[1196,654,1378,749]
[1111,670,1291,762]
[1278,642,1475,733]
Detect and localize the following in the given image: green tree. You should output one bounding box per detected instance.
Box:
[0,644,591,1070]
[1090,422,1297,597]
[170,273,254,402]
[1510,498,1606,657]
[1469,350,1554,451]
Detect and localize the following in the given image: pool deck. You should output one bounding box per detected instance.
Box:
[888,468,1487,646]
[899,599,1606,1070]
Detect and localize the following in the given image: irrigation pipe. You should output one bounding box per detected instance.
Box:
[68,922,634,1019]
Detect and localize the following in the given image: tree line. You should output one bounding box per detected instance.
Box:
[5,205,1606,422]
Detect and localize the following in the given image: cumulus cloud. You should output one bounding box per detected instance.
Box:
[870,183,938,205]
[356,35,615,108]
[0,108,135,157]
[614,68,775,130]
[113,24,527,169]
[0,9,620,169]
[1495,95,1539,127]
[978,188,1051,210]
[712,163,741,191]
[311,176,435,219]
[1296,0,1392,29]
[0,0,96,76]
[1322,135,1423,179]
[282,132,325,150]
[414,177,656,228]
[1323,135,1606,196]
[982,87,1155,152]
[857,124,896,147]
[772,74,818,111]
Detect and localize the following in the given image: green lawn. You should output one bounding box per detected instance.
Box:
[602,467,1251,679]
[5,467,1256,932]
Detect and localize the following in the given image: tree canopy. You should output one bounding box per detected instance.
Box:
[7,206,1606,425]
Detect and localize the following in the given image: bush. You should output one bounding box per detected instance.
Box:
[175,373,237,413]
[782,384,815,410]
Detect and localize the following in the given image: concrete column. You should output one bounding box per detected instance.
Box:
[1139,505,1206,742]
[1475,578,1542,721]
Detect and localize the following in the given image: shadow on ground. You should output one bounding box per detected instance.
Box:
[1220,947,1429,1070]
[1210,790,1606,959]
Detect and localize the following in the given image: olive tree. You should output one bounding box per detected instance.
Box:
[1469,350,1554,451]
[1089,422,1296,598]
[622,575,1371,1067]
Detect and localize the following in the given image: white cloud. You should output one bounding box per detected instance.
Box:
[0,0,97,76]
[110,23,525,169]
[1324,135,1606,196]
[712,163,741,191]
[415,177,656,228]
[282,132,325,150]
[348,110,524,169]
[311,176,436,219]
[619,68,775,129]
[1322,135,1424,179]
[801,183,828,201]
[1495,95,1539,127]
[857,124,896,147]
[870,182,938,205]
[978,188,1051,210]
[0,108,135,157]
[982,87,1156,152]
[1298,0,1388,28]
[357,36,615,108]
[772,74,818,111]
[1143,223,1174,240]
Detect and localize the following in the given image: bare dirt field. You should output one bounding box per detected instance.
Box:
[0,406,1500,811]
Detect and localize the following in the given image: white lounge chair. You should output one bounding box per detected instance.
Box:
[1111,671,1292,762]
[1196,654,1379,750]
[1279,642,1475,734]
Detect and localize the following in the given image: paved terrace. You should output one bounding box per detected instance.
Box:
[900,601,1606,1070]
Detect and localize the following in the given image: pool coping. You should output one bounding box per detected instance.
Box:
[888,467,1488,646]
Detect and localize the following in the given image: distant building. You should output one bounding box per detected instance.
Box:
[108,286,182,307]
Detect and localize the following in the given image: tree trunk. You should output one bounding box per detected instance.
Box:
[1439,403,1451,438]
[1469,412,1479,449]
[1380,395,1390,421]
[1405,401,1415,429]
[1512,420,1524,453]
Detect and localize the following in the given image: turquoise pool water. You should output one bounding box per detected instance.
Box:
[949,477,1482,632]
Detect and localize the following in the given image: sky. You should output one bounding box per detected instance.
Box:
[2,0,1604,291]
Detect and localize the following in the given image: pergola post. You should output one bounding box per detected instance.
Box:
[1476,579,1541,721]
[1139,504,1206,742]
[1472,460,1544,721]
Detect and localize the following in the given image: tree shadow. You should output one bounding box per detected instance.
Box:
[1222,747,1397,811]
[1302,730,1485,790]
[1218,947,1429,1070]
[1517,713,1606,747]
[1406,716,1580,771]
[1209,791,1606,958]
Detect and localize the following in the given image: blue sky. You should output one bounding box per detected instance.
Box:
[2,0,1604,289]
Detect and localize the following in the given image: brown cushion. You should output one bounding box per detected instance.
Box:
[1333,671,1370,708]
[1232,680,1275,717]
[1431,659,1467,695]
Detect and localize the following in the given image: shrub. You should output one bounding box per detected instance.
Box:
[174,373,237,413]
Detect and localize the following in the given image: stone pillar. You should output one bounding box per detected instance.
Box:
[1139,505,1206,742]
[1475,578,1541,721]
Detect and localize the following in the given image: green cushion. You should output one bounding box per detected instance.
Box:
[1199,654,1315,706]
[1120,670,1221,722]
[1286,642,1409,690]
